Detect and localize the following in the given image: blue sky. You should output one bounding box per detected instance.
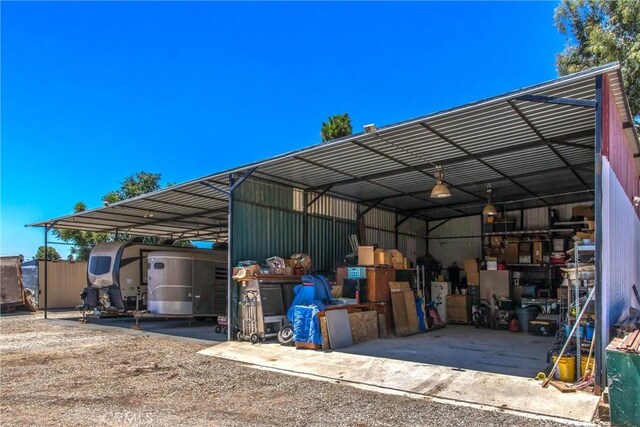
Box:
[1,1,565,259]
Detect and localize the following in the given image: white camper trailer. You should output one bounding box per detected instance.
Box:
[85,241,227,314]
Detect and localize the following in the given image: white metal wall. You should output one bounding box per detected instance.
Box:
[601,158,640,355]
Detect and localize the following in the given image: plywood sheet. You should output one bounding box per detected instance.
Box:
[325,309,353,349]
[349,311,379,344]
[390,289,420,336]
[320,316,330,349]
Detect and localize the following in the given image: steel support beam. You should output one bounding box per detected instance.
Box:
[428,218,451,234]
[507,100,592,193]
[515,94,597,108]
[594,74,604,393]
[43,224,49,319]
[306,185,332,208]
[307,129,594,192]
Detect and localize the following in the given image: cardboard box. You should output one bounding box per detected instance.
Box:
[464,258,481,273]
[358,246,375,266]
[502,241,519,264]
[519,242,532,264]
[552,238,565,252]
[572,205,594,220]
[232,264,261,280]
[487,261,498,270]
[375,249,391,266]
[467,272,480,286]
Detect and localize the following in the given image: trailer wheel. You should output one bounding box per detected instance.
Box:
[249,333,259,344]
[237,331,244,341]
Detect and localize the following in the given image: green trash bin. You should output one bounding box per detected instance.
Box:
[606,339,640,427]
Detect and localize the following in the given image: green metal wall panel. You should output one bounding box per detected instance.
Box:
[606,347,640,427]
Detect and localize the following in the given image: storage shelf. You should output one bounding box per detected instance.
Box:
[483,228,574,236]
[553,221,590,226]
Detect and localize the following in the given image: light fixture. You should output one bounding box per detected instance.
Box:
[363,123,377,134]
[482,185,498,216]
[430,166,451,198]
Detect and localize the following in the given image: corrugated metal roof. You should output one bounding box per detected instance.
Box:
[29,63,638,235]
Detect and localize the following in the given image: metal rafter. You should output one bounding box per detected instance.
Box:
[359,161,594,203]
[350,139,485,202]
[515,94,597,108]
[420,122,552,206]
[308,129,594,192]
[507,100,592,192]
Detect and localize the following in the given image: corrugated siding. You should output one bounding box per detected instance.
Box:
[601,158,640,382]
[308,217,356,273]
[37,261,88,309]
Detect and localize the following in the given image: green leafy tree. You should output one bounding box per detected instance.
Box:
[555,0,639,127]
[54,172,191,260]
[34,246,62,261]
[321,113,353,142]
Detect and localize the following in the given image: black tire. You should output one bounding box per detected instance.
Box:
[249,333,259,344]
[277,326,294,346]
[214,325,222,333]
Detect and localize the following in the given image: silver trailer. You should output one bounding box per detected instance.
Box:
[147,250,227,316]
[85,241,227,314]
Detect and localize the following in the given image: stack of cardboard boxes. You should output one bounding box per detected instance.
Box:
[357,246,409,269]
[464,258,480,286]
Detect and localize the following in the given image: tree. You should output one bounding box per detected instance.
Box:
[53,172,191,260]
[321,113,353,142]
[555,0,640,128]
[34,246,61,261]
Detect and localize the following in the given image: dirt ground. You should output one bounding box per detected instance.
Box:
[1,312,578,427]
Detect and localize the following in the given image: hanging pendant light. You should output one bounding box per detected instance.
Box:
[482,185,498,216]
[430,166,451,198]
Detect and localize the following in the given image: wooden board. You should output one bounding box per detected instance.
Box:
[389,281,410,291]
[325,309,353,349]
[378,314,387,338]
[348,311,379,344]
[390,289,420,336]
[320,316,330,349]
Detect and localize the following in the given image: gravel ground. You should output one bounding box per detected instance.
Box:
[1,311,583,427]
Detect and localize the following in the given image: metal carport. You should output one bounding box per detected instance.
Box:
[29,62,639,391]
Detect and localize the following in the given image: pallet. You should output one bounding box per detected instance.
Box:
[294,342,322,350]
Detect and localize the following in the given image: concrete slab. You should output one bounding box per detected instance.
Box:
[341,325,554,378]
[199,336,599,423]
[53,314,225,344]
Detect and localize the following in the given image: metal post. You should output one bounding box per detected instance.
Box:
[302,191,309,254]
[44,224,49,319]
[227,174,236,342]
[593,74,604,393]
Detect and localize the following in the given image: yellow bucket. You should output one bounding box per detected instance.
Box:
[552,355,576,382]
[581,357,594,376]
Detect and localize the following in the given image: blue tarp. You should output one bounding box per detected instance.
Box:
[290,305,322,345]
[286,275,332,345]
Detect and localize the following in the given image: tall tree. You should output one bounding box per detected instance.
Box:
[34,245,61,261]
[54,172,191,260]
[555,0,639,128]
[321,113,353,142]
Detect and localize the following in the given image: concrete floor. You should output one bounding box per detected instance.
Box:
[342,325,555,378]
[200,329,599,423]
[53,311,225,344]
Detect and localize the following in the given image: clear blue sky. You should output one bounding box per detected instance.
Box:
[1,1,565,259]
